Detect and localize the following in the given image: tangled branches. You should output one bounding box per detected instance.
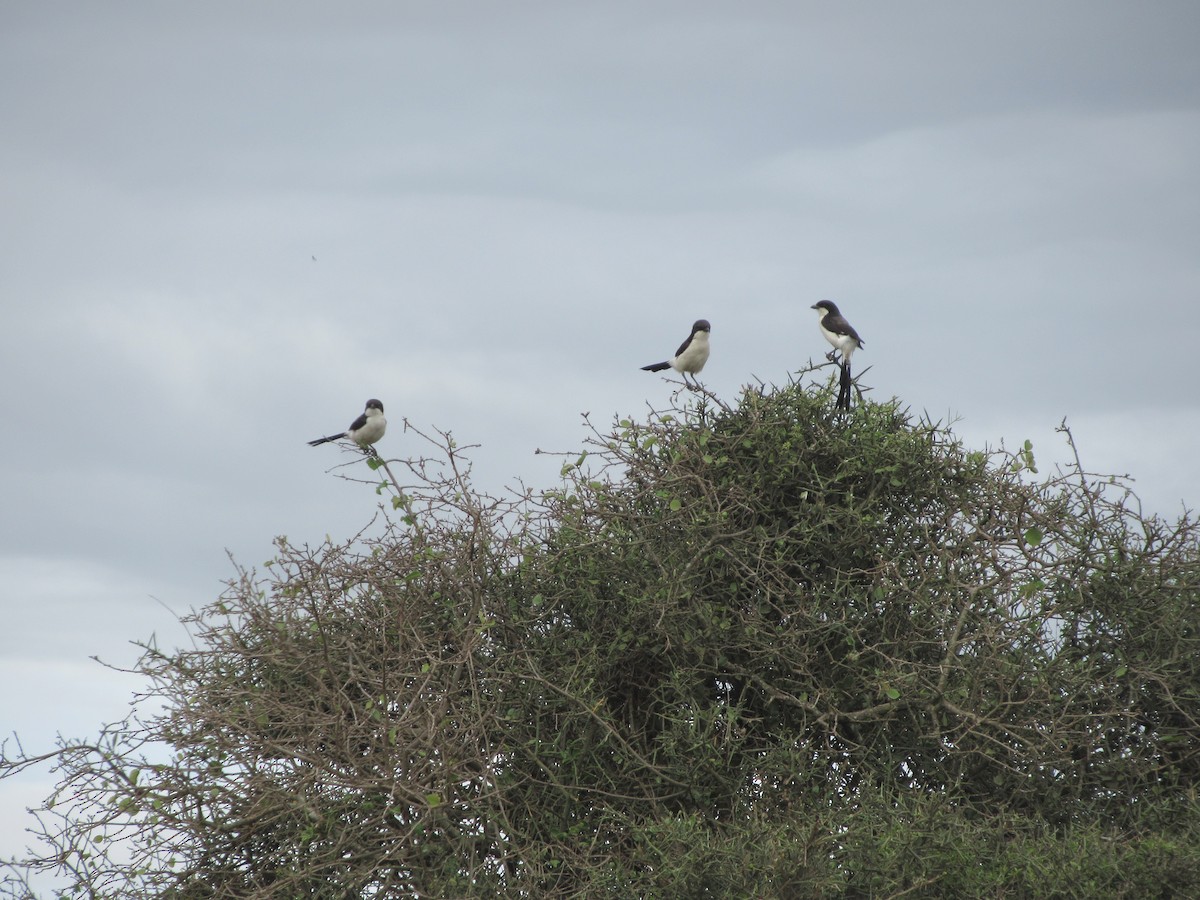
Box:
[5,382,1200,897]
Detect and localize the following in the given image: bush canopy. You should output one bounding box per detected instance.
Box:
[5,377,1200,897]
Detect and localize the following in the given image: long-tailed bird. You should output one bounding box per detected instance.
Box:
[641,319,711,386]
[812,300,864,410]
[308,399,387,450]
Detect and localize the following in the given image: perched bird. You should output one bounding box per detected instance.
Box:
[308,399,387,450]
[641,319,712,385]
[811,301,864,410]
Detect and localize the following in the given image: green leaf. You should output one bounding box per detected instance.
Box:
[425,792,442,808]
[669,498,682,512]
[1023,527,1044,546]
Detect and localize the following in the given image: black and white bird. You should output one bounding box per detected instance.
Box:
[308,399,387,450]
[812,301,864,410]
[641,319,711,386]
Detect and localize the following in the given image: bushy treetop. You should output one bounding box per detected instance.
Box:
[5,379,1200,897]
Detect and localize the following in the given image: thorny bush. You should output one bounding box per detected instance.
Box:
[4,379,1200,898]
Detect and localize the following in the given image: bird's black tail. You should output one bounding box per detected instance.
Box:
[641,361,671,372]
[307,432,346,447]
[836,361,852,410]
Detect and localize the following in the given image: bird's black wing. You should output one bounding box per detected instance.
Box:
[827,314,863,346]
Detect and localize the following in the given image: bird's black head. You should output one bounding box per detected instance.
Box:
[692,319,711,334]
[811,300,840,315]
[365,399,384,413]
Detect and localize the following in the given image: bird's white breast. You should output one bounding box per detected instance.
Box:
[353,411,387,447]
[673,331,710,374]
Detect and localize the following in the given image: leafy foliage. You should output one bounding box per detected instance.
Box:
[5,381,1200,897]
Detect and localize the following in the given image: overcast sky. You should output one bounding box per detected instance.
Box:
[3,1,1199,877]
